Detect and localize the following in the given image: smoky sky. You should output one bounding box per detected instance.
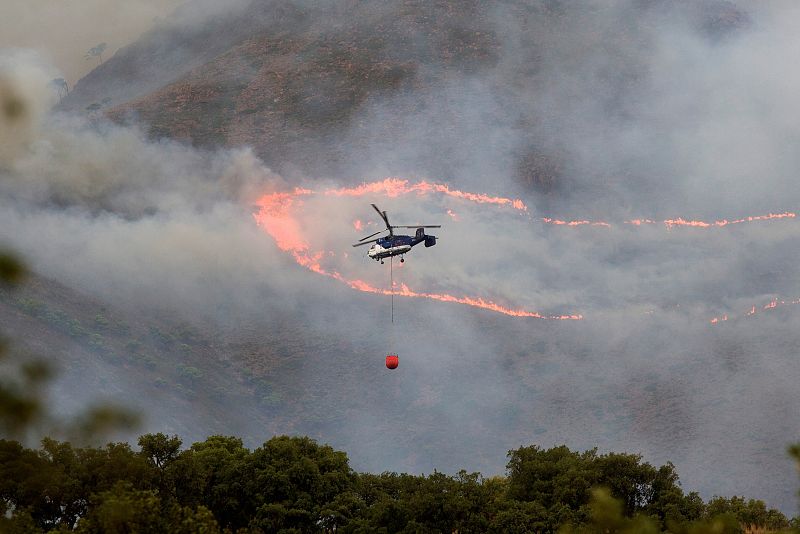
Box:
[2,0,800,513]
[0,0,188,86]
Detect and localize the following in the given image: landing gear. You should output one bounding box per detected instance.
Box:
[380,260,384,264]
[400,257,405,263]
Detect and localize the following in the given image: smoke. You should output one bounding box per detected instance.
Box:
[0,52,54,165]
[0,52,300,326]
[308,0,800,511]
[0,50,318,448]
[3,0,800,514]
[0,0,186,85]
[520,1,800,219]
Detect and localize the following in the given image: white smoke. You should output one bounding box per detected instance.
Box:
[0,51,55,166]
[4,1,800,514]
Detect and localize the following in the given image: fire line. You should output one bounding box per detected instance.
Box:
[254,178,800,323]
[253,182,579,319]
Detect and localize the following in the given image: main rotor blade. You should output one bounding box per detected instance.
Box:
[371,203,391,229]
[352,238,380,247]
[358,230,384,241]
[392,225,442,228]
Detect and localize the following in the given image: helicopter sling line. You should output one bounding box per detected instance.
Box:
[390,255,394,324]
[386,255,398,368]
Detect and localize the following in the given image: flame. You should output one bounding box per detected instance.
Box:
[542,217,612,228]
[627,219,658,226]
[545,212,796,229]
[627,212,796,229]
[254,181,578,319]
[333,277,581,319]
[252,191,310,252]
[322,177,528,211]
[254,178,800,324]
[709,297,800,324]
[663,212,796,229]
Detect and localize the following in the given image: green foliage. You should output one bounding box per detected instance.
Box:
[0,357,51,437]
[506,444,599,524]
[0,250,26,285]
[177,364,204,386]
[75,482,166,533]
[0,436,797,533]
[134,352,158,369]
[74,482,221,533]
[139,433,182,469]
[502,444,751,532]
[246,435,357,531]
[16,297,44,316]
[88,333,105,350]
[704,496,790,532]
[150,325,176,347]
[560,487,660,534]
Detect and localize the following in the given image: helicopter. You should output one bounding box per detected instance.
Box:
[352,204,441,263]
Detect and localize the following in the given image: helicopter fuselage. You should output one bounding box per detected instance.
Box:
[353,204,439,262]
[367,232,433,261]
[368,236,415,260]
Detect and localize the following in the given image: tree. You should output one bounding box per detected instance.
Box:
[139,433,182,469]
[49,78,69,102]
[138,433,183,503]
[74,481,221,533]
[505,444,600,526]
[244,436,357,532]
[560,488,660,534]
[705,496,789,531]
[168,435,251,529]
[84,43,107,65]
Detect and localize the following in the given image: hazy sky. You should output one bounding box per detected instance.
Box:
[0,0,184,86]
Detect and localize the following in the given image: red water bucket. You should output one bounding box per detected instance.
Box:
[385,354,399,369]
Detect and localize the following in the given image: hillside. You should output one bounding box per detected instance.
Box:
[66,0,745,185]
[16,0,800,516]
[0,273,268,442]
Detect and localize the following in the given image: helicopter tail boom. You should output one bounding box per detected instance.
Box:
[412,227,437,247]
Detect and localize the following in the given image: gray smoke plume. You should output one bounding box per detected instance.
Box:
[3,0,800,514]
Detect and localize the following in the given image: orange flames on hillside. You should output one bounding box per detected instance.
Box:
[632,212,796,229]
[253,181,580,319]
[710,297,800,324]
[542,218,612,228]
[323,177,528,210]
[544,212,796,229]
[254,179,800,323]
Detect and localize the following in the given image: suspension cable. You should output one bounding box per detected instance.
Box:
[390,255,394,324]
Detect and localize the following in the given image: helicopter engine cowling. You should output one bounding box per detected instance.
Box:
[424,235,436,247]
